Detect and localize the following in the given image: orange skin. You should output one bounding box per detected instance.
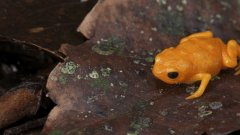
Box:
[152,31,240,99]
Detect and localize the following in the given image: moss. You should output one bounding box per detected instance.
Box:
[90,78,110,92]
[58,75,67,85]
[49,130,64,135]
[61,61,78,75]
[145,57,154,63]
[100,67,112,77]
[92,37,125,56]
[238,0,240,15]
[155,10,185,36]
[128,117,152,135]
[134,101,149,111]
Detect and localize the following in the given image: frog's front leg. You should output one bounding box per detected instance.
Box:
[186,73,212,100]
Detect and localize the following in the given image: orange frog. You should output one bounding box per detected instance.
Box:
[152,31,240,99]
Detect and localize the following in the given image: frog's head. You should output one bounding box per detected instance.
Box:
[152,48,192,84]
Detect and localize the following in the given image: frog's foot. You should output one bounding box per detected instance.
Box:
[186,93,201,100]
[234,64,240,75]
[185,73,211,100]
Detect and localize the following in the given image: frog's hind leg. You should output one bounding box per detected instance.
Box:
[222,40,240,75]
[238,43,240,75]
[222,40,238,67]
[232,40,240,75]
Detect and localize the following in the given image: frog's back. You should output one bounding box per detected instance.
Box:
[176,37,224,75]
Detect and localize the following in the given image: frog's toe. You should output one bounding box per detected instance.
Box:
[234,65,240,75]
[186,95,198,100]
[235,64,240,71]
[234,69,240,75]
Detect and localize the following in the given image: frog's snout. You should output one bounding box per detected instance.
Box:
[152,62,162,79]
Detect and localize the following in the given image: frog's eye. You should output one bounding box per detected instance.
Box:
[167,72,179,79]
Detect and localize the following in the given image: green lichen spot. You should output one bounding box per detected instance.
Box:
[92,37,125,56]
[49,130,64,135]
[238,0,240,15]
[101,67,112,77]
[156,10,185,36]
[127,132,138,135]
[145,57,154,63]
[90,78,110,92]
[128,117,152,135]
[134,101,149,111]
[61,61,78,74]
[59,75,67,84]
[89,70,99,79]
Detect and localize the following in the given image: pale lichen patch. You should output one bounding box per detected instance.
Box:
[151,27,158,32]
[198,105,212,118]
[156,0,167,5]
[50,76,58,81]
[176,5,184,12]
[100,67,112,77]
[61,61,79,75]
[77,75,83,80]
[209,102,223,110]
[119,81,128,87]
[104,125,113,132]
[185,85,198,94]
[181,0,187,5]
[89,70,99,79]
[133,60,140,64]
